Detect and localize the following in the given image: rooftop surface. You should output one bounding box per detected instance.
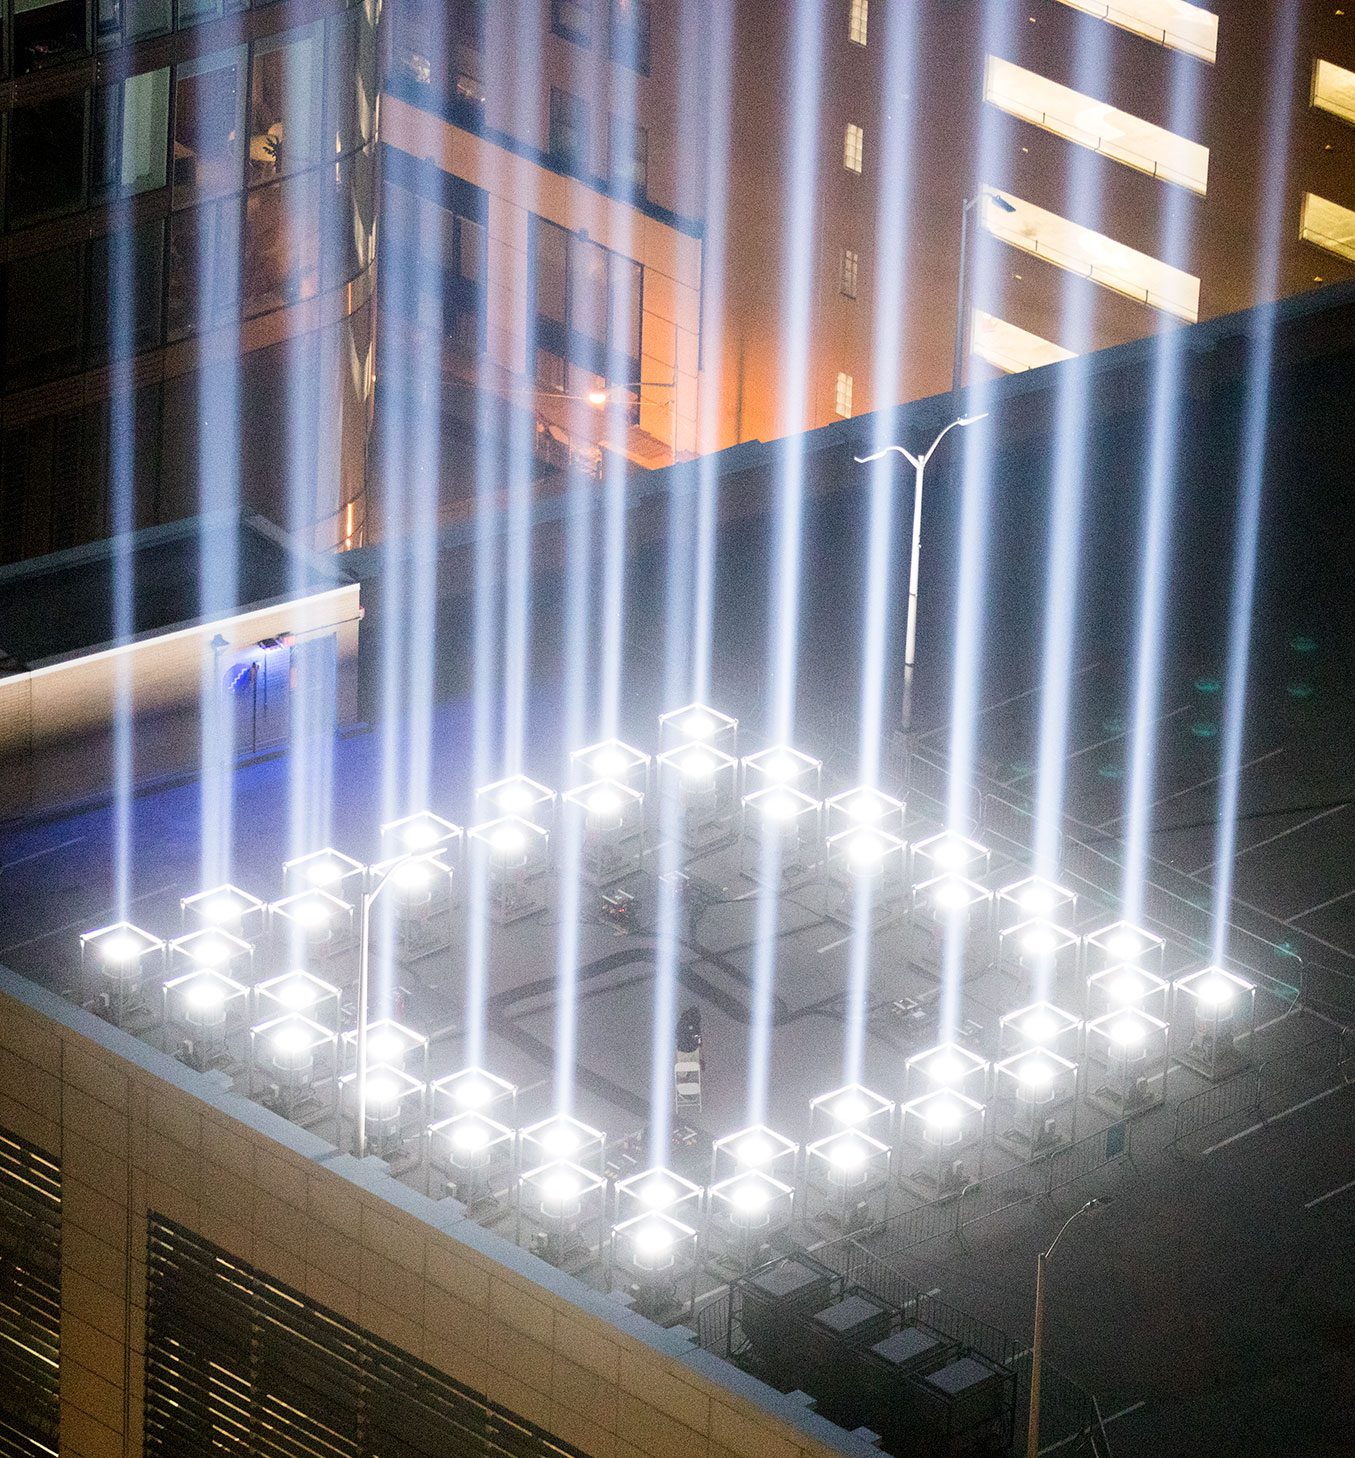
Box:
[0,513,353,670]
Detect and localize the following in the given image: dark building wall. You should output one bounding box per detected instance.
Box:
[0,0,379,564]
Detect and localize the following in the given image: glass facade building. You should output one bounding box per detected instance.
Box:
[0,0,378,563]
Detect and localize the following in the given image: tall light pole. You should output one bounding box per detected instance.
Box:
[1027,1198,1109,1458]
[855,412,988,730]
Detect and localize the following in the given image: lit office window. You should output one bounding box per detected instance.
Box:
[1300,192,1355,263]
[972,311,1077,374]
[844,122,864,174]
[549,87,589,174]
[849,0,868,46]
[981,187,1200,322]
[1313,59,1355,127]
[835,371,854,417]
[985,55,1208,194]
[610,116,648,197]
[840,247,859,298]
[1052,0,1217,64]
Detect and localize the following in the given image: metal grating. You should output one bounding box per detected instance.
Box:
[0,1129,61,1458]
[144,1215,589,1458]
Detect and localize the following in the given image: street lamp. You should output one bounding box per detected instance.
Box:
[855,413,988,730]
[1027,1198,1109,1458]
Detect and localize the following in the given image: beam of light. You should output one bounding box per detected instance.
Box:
[745,0,825,1133]
[1119,46,1202,926]
[844,0,922,1084]
[552,434,596,1116]
[596,16,643,739]
[1028,17,1113,1001]
[1211,1,1298,965]
[107,165,136,921]
[498,14,546,776]
[940,0,1016,1035]
[194,118,243,892]
[766,0,825,742]
[686,0,733,703]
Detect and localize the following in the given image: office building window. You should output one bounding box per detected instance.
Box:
[12,0,88,75]
[844,122,864,174]
[87,219,166,360]
[7,93,88,227]
[971,310,1076,374]
[167,199,243,339]
[1301,191,1355,263]
[173,47,247,207]
[981,186,1200,321]
[244,171,322,317]
[1313,59,1355,127]
[835,371,854,417]
[457,0,484,46]
[552,0,591,46]
[984,55,1208,195]
[849,0,868,46]
[610,116,648,197]
[840,247,859,298]
[609,0,651,74]
[93,67,171,201]
[250,23,326,180]
[1053,0,1216,63]
[549,87,589,174]
[532,215,642,394]
[5,243,85,388]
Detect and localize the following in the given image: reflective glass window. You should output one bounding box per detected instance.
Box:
[93,67,170,201]
[5,244,84,387]
[7,94,87,227]
[12,0,88,75]
[173,48,247,206]
[243,172,321,316]
[250,22,325,179]
[167,199,242,339]
[87,219,166,361]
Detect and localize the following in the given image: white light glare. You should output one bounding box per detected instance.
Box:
[631,1217,676,1258]
[925,1097,963,1132]
[541,1169,583,1209]
[184,977,226,1013]
[1110,1014,1146,1049]
[100,932,142,964]
[826,1135,869,1172]
[275,976,317,1010]
[1195,975,1235,1010]
[271,1023,312,1057]
[1018,1055,1056,1090]
[729,1176,770,1215]
[679,747,717,782]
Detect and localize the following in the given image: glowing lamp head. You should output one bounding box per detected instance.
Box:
[637,1175,676,1209]
[931,836,967,870]
[847,792,882,823]
[586,387,609,408]
[586,786,623,818]
[826,1136,868,1173]
[490,823,526,855]
[832,1092,869,1125]
[392,859,431,892]
[183,977,226,1014]
[540,1169,583,1209]
[305,857,344,887]
[1110,1014,1146,1049]
[679,747,716,783]
[592,745,627,778]
[729,1177,770,1216]
[100,932,141,964]
[1109,970,1145,1005]
[760,790,799,824]
[1018,1056,1055,1090]
[271,1023,312,1058]
[1021,925,1059,957]
[933,878,970,912]
[631,1217,675,1259]
[366,1030,402,1063]
[204,892,243,924]
[539,1122,582,1157]
[275,976,316,1010]
[762,751,798,783]
[401,820,440,851]
[451,1119,491,1154]
[190,936,232,968]
[929,1052,965,1086]
[925,1098,963,1133]
[453,1076,491,1110]
[1196,976,1235,1011]
[1022,1010,1057,1044]
[682,709,716,740]
[365,1075,399,1111]
[293,898,331,931]
[846,830,886,870]
[735,1133,773,1167]
[1019,884,1055,915]
[1105,930,1141,961]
